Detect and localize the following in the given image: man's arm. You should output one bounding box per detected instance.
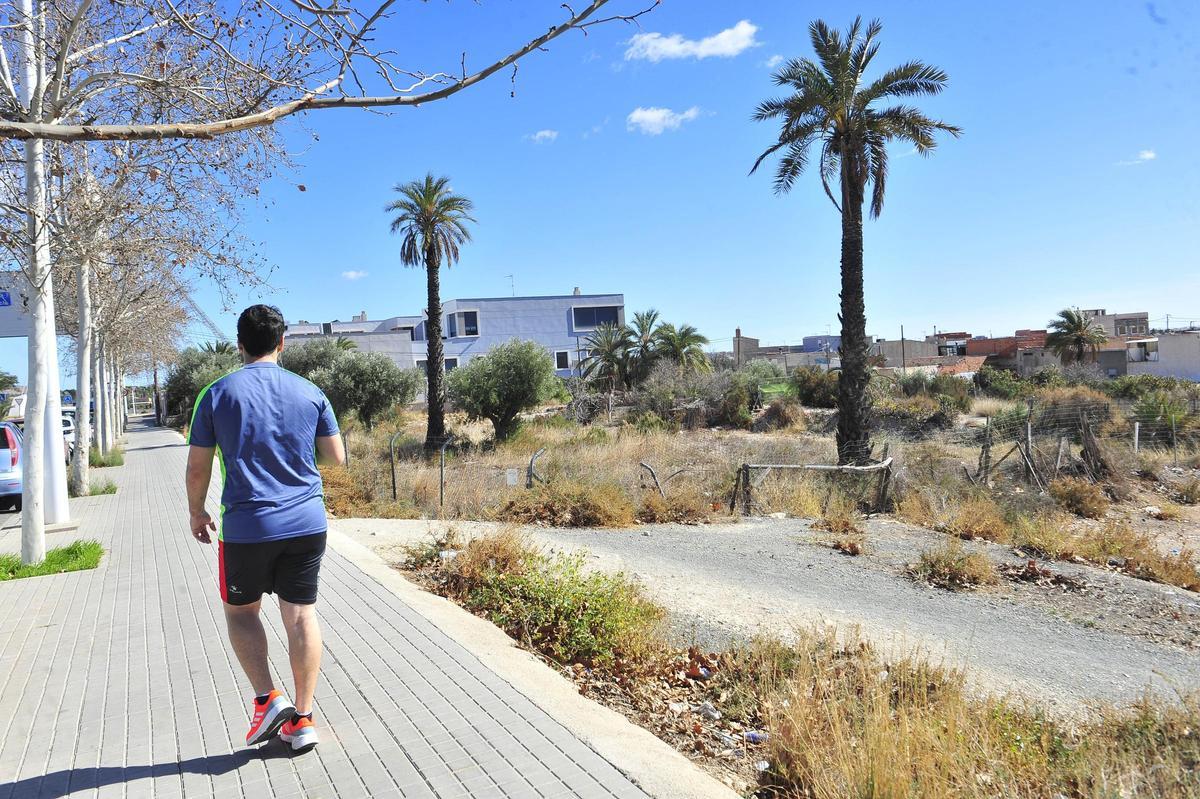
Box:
[186,445,218,543]
[316,435,346,466]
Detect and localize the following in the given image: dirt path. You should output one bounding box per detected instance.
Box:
[336,516,1200,712]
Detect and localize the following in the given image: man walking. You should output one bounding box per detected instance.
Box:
[185,304,345,752]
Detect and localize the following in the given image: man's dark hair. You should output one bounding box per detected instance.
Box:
[237,304,286,357]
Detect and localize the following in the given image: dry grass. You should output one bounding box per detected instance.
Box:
[1074,521,1200,591]
[908,539,998,590]
[764,629,1200,799]
[1178,477,1200,505]
[831,533,867,556]
[946,494,1011,543]
[498,481,636,528]
[969,396,1021,417]
[757,398,808,432]
[636,487,714,524]
[812,491,863,537]
[1049,477,1110,519]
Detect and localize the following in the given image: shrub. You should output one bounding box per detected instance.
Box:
[88,480,117,496]
[629,410,672,434]
[873,394,956,433]
[1177,477,1200,505]
[312,351,422,428]
[974,364,1029,400]
[636,488,713,524]
[498,481,636,528]
[738,358,786,384]
[450,532,664,666]
[714,382,753,429]
[279,338,346,381]
[1106,373,1189,400]
[1049,477,1110,519]
[908,540,997,590]
[164,347,241,418]
[946,494,1010,542]
[1133,390,1193,444]
[757,397,807,432]
[813,492,862,536]
[969,396,1020,418]
[791,366,838,408]
[445,340,559,441]
[893,371,971,412]
[634,362,732,427]
[1075,521,1200,591]
[1033,386,1115,437]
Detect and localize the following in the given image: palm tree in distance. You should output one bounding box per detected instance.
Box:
[654,323,711,374]
[386,174,476,452]
[202,341,236,355]
[1046,308,1108,365]
[334,336,358,351]
[580,322,633,392]
[752,18,960,464]
[626,308,661,384]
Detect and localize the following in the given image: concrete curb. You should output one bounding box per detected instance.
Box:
[325,527,742,799]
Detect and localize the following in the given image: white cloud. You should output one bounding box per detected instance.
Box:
[1116,149,1156,166]
[764,54,784,68]
[626,106,701,135]
[341,270,368,281]
[625,20,759,62]
[525,129,558,144]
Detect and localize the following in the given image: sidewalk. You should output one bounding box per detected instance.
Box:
[0,420,650,799]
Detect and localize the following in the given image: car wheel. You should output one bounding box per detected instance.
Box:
[0,500,11,512]
[13,497,20,512]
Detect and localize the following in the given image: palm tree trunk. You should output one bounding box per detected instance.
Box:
[836,156,873,465]
[424,246,446,452]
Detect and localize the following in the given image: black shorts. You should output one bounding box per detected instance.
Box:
[218,532,327,606]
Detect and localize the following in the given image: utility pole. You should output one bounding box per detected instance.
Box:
[1166,314,1170,332]
[900,325,907,375]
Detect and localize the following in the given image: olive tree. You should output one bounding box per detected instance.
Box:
[312,352,421,428]
[446,340,556,442]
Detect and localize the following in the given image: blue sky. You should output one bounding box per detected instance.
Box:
[6,0,1200,383]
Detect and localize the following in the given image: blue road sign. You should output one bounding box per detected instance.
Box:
[0,291,11,307]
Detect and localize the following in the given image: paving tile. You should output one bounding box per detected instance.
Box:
[0,421,649,799]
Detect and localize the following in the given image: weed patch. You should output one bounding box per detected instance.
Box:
[908,540,998,590]
[88,480,117,496]
[89,447,124,468]
[499,481,636,528]
[636,489,713,524]
[0,540,103,581]
[1049,477,1110,519]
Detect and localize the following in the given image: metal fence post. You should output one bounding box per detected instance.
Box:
[1172,418,1178,467]
[1133,421,1140,454]
[388,431,406,502]
[439,436,456,510]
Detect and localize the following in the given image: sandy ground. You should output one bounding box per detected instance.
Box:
[335,515,1200,713]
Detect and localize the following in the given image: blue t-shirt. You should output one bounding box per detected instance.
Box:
[188,362,339,543]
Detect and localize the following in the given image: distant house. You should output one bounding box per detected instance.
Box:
[929,331,972,356]
[1126,332,1200,381]
[1079,308,1149,337]
[286,290,625,377]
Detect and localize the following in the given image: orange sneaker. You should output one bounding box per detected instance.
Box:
[245,690,294,746]
[279,714,319,753]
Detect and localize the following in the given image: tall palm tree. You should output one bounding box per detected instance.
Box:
[653,323,711,374]
[1046,308,1108,365]
[386,174,476,452]
[579,322,633,392]
[626,308,661,385]
[752,18,960,464]
[202,341,236,355]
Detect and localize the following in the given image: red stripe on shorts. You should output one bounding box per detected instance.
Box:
[218,539,228,602]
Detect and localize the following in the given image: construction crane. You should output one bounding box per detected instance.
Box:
[180,292,229,343]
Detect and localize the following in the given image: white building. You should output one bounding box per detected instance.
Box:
[1126,331,1200,381]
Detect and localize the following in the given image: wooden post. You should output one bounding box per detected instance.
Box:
[1025,420,1034,482]
[740,464,752,515]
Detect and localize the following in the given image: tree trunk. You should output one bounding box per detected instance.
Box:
[96,338,109,455]
[835,154,873,465]
[423,247,446,452]
[70,257,94,496]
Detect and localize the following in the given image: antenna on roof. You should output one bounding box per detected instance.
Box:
[505,274,514,296]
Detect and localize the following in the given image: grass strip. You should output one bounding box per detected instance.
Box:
[0,540,104,581]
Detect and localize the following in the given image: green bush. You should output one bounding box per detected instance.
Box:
[1105,374,1189,401]
[792,367,839,408]
[974,365,1030,400]
[89,447,124,468]
[279,338,348,381]
[630,410,672,434]
[464,550,663,666]
[715,382,754,429]
[447,340,558,441]
[633,362,731,425]
[874,395,956,433]
[164,347,241,418]
[893,371,972,412]
[1133,390,1194,444]
[312,352,422,428]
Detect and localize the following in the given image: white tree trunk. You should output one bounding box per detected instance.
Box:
[96,339,109,455]
[41,275,69,524]
[20,138,48,564]
[71,258,93,496]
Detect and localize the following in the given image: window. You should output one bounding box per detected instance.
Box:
[462,311,479,336]
[417,359,457,372]
[572,305,620,329]
[555,351,570,370]
[416,359,427,372]
[444,358,459,371]
[446,314,457,338]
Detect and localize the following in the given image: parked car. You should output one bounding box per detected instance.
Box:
[0,421,22,512]
[62,414,75,451]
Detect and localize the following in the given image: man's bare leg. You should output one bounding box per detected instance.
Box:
[223,601,274,695]
[279,599,322,714]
